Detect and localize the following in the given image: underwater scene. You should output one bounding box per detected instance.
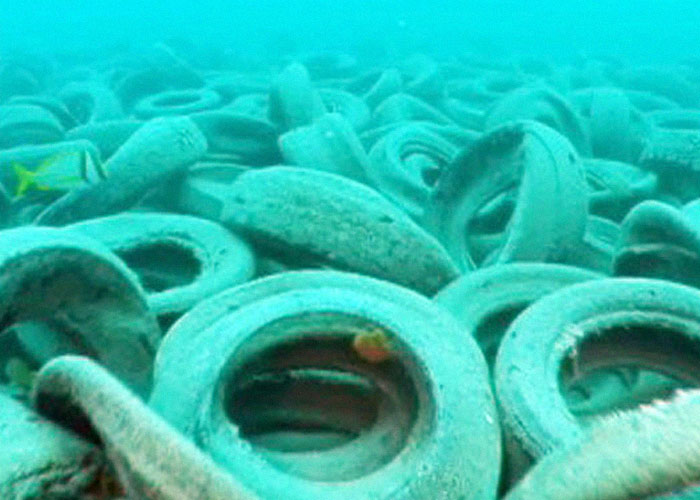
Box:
[3,0,700,498]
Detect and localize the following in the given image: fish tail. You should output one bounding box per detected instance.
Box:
[12,163,36,198]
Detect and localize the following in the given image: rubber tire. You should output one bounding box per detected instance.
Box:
[35,116,207,226]
[0,390,100,499]
[434,263,602,366]
[66,212,255,319]
[134,88,222,119]
[0,226,159,394]
[495,278,700,482]
[429,120,588,271]
[213,166,458,295]
[150,271,500,499]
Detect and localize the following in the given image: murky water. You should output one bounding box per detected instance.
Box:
[2,2,700,499]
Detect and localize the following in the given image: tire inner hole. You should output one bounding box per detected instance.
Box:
[223,315,421,481]
[559,323,699,425]
[116,241,201,293]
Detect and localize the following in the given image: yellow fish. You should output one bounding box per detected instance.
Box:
[12,149,106,199]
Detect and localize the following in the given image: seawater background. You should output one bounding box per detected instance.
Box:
[3,0,700,63]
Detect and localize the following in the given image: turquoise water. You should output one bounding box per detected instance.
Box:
[3,1,700,499]
[4,1,700,62]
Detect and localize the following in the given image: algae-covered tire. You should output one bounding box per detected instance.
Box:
[583,158,658,223]
[156,270,437,480]
[587,87,637,161]
[570,87,650,163]
[134,88,222,118]
[640,127,700,173]
[429,120,588,271]
[360,68,403,110]
[439,97,485,130]
[64,119,143,160]
[371,93,453,128]
[35,116,207,226]
[434,263,602,366]
[301,52,357,80]
[505,391,700,500]
[58,80,123,123]
[216,166,458,295]
[176,164,459,287]
[279,113,371,182]
[615,66,700,107]
[190,110,281,166]
[400,54,445,103]
[359,120,477,152]
[0,390,102,499]
[268,63,326,130]
[8,94,79,130]
[626,90,679,112]
[0,104,64,149]
[649,109,700,130]
[613,201,700,288]
[0,62,40,102]
[228,92,270,121]
[112,45,203,112]
[66,212,255,321]
[639,126,700,202]
[319,88,371,131]
[683,199,700,224]
[156,270,454,373]
[566,215,621,275]
[204,72,270,102]
[367,123,458,222]
[495,278,700,483]
[638,118,700,201]
[0,227,159,394]
[150,271,500,499]
[32,356,256,500]
[470,71,532,105]
[484,86,590,155]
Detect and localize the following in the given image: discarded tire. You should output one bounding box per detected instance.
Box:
[150,271,501,499]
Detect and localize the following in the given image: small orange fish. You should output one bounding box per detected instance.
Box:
[352,327,393,363]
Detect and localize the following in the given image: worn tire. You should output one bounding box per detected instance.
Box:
[150,271,500,499]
